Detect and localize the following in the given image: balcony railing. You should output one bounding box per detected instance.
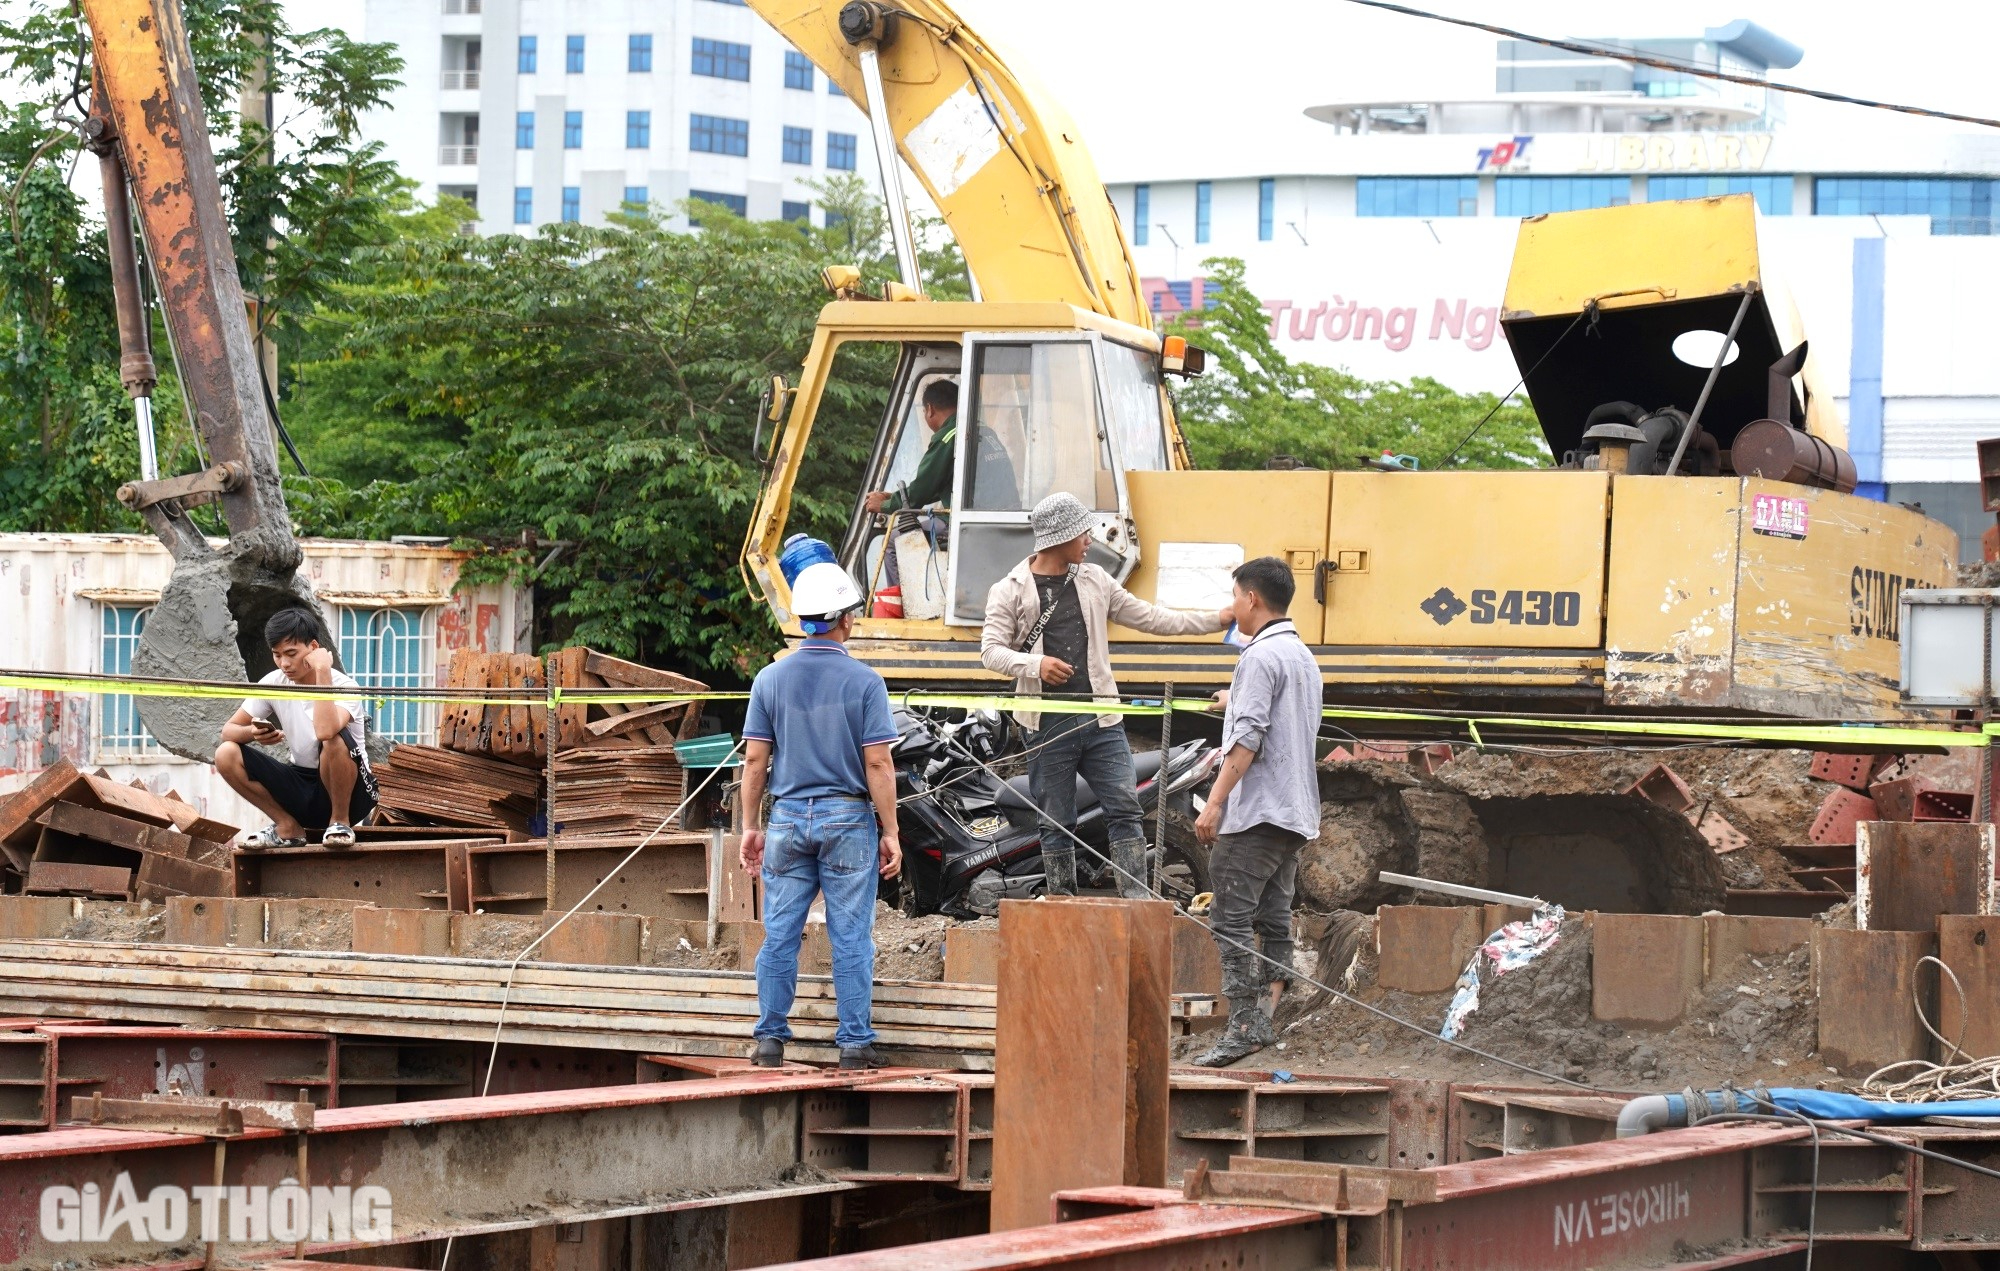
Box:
[440,70,482,90]
[441,0,481,14]
[439,146,479,166]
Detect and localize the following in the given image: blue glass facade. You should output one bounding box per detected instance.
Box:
[1495,176,1631,216]
[1815,177,1996,235]
[1357,177,1479,217]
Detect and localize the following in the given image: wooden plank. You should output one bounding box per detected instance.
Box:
[582,651,709,695]
[23,861,132,898]
[35,802,199,858]
[583,700,685,740]
[548,646,590,749]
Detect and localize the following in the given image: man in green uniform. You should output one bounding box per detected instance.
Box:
[865,379,960,517]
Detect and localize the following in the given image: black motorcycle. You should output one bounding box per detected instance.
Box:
[885,708,1219,917]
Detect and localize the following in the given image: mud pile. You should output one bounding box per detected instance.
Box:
[1197,916,1828,1093]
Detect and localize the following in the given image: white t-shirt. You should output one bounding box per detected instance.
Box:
[242,669,371,771]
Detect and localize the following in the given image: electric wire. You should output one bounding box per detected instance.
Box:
[1441,304,1591,465]
[438,739,744,1271]
[1691,1110,1820,1269]
[904,709,1643,1095]
[1326,0,2000,131]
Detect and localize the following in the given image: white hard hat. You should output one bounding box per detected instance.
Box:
[791,560,862,624]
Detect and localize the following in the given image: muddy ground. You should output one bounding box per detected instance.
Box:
[1170,914,1838,1094]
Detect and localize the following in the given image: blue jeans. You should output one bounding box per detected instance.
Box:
[754,795,880,1049]
[1029,716,1147,898]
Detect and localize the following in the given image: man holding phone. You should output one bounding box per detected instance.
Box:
[216,609,377,848]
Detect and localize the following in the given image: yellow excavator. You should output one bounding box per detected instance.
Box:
[741,0,1955,723]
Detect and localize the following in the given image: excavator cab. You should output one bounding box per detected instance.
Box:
[749,302,1182,640]
[841,328,1172,623]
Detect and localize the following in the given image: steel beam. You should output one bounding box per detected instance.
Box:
[0,1068,897,1268]
[766,1124,1819,1270]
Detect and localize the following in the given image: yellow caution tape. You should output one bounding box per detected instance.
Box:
[0,670,1986,749]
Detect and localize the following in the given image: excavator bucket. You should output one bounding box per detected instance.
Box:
[82,0,324,760]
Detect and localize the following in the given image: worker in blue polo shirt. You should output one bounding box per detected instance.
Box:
[740,539,902,1069]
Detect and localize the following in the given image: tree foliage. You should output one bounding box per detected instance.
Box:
[1165,258,1548,472]
[0,1,406,531]
[283,201,931,676]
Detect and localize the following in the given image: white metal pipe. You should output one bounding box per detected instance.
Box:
[856,43,921,290]
[1377,871,1541,908]
[133,395,159,482]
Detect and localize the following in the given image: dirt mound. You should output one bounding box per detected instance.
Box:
[1300,758,1725,915]
[1190,915,1829,1094]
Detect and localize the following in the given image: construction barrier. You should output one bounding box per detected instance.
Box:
[0,667,1992,750]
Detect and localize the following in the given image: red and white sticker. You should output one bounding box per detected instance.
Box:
[1751,492,1810,540]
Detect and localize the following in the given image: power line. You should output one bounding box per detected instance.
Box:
[1331,0,2000,131]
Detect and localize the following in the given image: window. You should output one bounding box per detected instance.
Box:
[1648,175,1792,216]
[1495,176,1630,216]
[565,35,584,74]
[784,50,813,90]
[689,189,748,223]
[1814,177,1996,235]
[782,199,811,223]
[514,111,534,149]
[703,0,747,5]
[517,35,537,74]
[561,186,580,222]
[691,38,750,82]
[98,605,160,756]
[690,114,749,156]
[1132,184,1149,246]
[1100,342,1169,474]
[514,187,532,224]
[826,131,857,172]
[336,608,431,748]
[1258,177,1275,242]
[563,111,582,148]
[626,110,651,149]
[1356,177,1480,217]
[628,33,653,73]
[827,75,844,97]
[1194,181,1211,243]
[965,341,1107,514]
[623,185,649,207]
[782,125,812,165]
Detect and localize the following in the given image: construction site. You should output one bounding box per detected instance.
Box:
[5,0,2000,1268]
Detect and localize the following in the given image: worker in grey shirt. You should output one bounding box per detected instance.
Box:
[1190,556,1323,1067]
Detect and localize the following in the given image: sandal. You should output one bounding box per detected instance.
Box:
[242,827,308,850]
[320,822,356,848]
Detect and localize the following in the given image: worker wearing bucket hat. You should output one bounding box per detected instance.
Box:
[741,537,901,1069]
[980,494,1236,897]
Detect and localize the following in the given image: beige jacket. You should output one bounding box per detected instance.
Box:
[980,560,1227,730]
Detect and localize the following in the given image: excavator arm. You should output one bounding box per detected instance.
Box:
[749,0,1148,326]
[79,0,320,759]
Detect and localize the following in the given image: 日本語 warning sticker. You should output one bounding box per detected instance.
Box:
[1751,492,1809,540]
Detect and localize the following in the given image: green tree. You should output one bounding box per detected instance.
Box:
[1164,258,1548,472]
[0,2,407,530]
[283,203,915,676]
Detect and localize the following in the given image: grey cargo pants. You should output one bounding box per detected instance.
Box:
[1209,822,1307,1007]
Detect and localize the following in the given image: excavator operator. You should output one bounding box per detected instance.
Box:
[865,379,959,519]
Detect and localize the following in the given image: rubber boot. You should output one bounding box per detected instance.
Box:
[1111,837,1150,898]
[1043,845,1078,896]
[1191,1003,1275,1068]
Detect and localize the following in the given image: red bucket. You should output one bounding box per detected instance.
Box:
[871,587,904,619]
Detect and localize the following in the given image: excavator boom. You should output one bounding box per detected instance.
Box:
[80,0,319,759]
[752,0,1147,326]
